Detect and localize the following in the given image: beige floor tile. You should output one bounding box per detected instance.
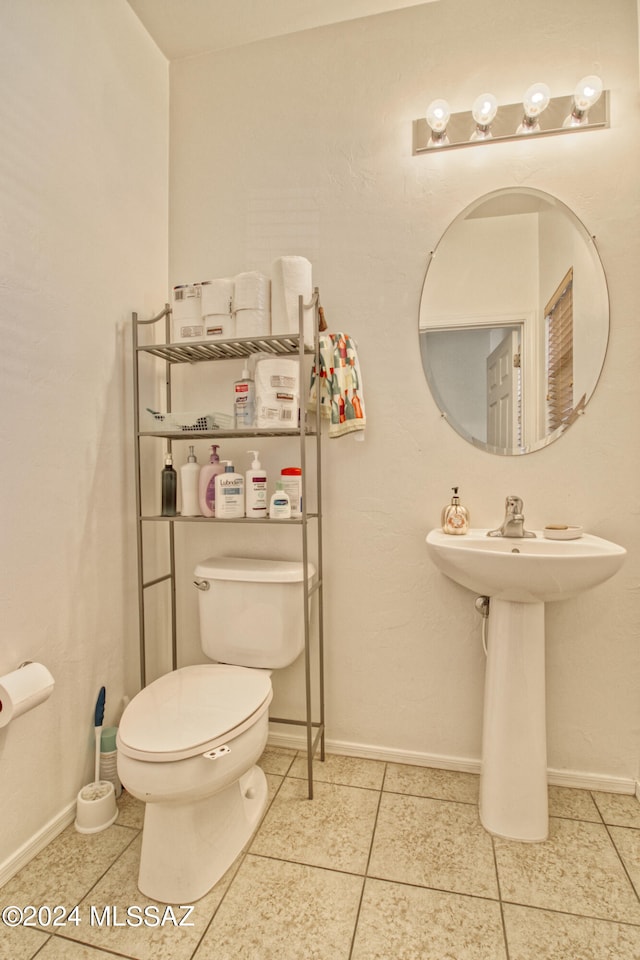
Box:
[249,778,379,873]
[548,785,600,821]
[114,790,145,830]
[593,791,640,828]
[384,763,480,804]
[0,824,136,915]
[608,826,640,895]
[368,793,499,899]
[194,855,363,960]
[0,925,49,960]
[34,939,128,959]
[351,878,507,960]
[503,902,640,960]
[289,752,386,790]
[61,837,236,960]
[494,817,640,924]
[259,746,297,777]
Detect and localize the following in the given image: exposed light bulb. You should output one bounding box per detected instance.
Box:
[425,98,451,147]
[563,75,603,126]
[471,93,498,140]
[517,82,551,134]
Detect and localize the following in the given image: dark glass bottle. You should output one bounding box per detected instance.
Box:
[161,453,177,516]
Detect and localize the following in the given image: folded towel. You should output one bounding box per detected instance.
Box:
[308,333,366,437]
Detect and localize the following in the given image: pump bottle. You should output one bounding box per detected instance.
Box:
[441,486,470,535]
[215,461,245,518]
[180,445,200,516]
[161,452,177,517]
[198,444,224,517]
[245,450,268,518]
[233,365,255,428]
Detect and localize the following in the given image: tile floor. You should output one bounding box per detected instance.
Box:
[2,749,640,959]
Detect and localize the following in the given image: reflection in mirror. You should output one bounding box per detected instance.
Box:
[418,188,609,455]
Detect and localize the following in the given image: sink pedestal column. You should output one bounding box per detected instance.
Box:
[479,598,548,842]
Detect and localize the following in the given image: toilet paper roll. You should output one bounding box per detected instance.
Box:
[270,256,314,346]
[0,662,55,728]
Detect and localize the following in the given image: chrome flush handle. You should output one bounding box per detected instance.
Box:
[193,579,210,591]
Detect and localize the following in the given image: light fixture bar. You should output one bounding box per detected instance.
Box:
[413,91,608,154]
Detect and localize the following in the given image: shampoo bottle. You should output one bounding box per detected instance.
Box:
[245,450,268,518]
[161,452,177,517]
[215,462,245,519]
[441,486,470,535]
[198,444,224,518]
[269,481,291,519]
[233,365,255,429]
[180,445,200,516]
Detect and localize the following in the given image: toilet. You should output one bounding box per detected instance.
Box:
[117,556,314,904]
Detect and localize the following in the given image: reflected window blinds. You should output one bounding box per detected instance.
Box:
[545,268,574,432]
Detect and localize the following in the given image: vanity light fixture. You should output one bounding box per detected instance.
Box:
[470,93,498,140]
[425,98,451,147]
[516,82,551,134]
[563,75,603,127]
[413,76,608,153]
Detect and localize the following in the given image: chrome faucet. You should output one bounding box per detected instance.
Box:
[487,496,536,538]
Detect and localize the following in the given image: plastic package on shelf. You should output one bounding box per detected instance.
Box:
[142,409,234,433]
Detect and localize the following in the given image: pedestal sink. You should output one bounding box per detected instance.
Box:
[426,528,626,842]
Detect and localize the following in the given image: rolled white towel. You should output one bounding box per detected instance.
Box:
[271,256,314,346]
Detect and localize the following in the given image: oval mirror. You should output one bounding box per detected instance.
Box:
[418,187,609,455]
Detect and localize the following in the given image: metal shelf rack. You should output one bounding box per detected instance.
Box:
[131,293,325,795]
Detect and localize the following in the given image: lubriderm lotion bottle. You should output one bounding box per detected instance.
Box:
[441,486,469,535]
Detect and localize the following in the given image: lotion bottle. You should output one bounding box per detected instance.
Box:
[198,444,224,517]
[441,486,470,535]
[180,445,200,516]
[215,461,245,518]
[245,450,268,518]
[161,452,177,517]
[269,481,291,519]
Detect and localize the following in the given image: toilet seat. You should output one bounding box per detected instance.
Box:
[117,664,272,763]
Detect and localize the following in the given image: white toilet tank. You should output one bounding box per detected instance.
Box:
[193,556,316,669]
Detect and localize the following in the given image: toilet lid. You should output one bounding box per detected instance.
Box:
[117,664,272,762]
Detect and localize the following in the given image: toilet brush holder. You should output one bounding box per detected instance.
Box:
[74,780,118,834]
[74,687,118,834]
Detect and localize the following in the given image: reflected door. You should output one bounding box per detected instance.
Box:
[487,331,520,449]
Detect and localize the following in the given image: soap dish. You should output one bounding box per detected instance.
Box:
[543,525,583,540]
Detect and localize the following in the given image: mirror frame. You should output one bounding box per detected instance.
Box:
[419,187,610,455]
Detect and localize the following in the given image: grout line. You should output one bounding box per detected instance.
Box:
[491,834,512,960]
[589,789,640,907]
[346,762,387,960]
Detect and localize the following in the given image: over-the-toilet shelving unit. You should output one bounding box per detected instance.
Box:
[131,292,325,796]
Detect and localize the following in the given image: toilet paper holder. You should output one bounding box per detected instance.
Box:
[0,660,55,729]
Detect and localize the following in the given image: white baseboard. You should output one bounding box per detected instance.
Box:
[267,730,638,796]
[0,801,76,889]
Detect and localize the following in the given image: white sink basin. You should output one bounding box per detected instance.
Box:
[426,525,626,842]
[426,528,626,603]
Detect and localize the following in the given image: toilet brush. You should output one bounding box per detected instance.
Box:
[74,686,118,833]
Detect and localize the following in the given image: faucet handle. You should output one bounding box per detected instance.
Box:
[506,495,524,513]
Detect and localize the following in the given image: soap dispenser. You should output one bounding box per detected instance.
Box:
[441,487,469,535]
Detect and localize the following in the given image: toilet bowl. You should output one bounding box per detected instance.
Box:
[117,557,315,905]
[117,556,314,904]
[117,664,272,903]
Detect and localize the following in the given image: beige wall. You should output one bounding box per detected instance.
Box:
[168,0,640,784]
[0,0,168,875]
